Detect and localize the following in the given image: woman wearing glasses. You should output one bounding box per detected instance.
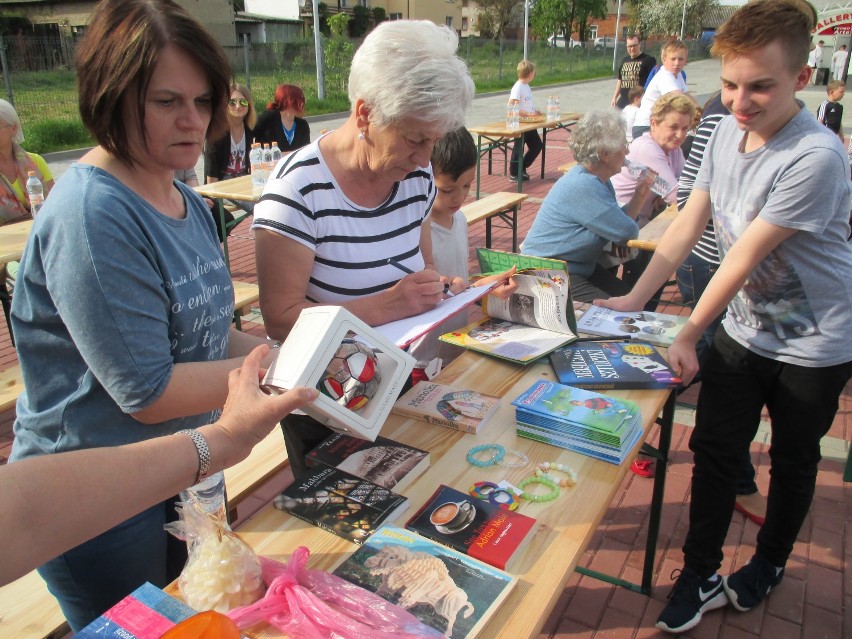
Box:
[203,83,257,184]
[253,83,311,153]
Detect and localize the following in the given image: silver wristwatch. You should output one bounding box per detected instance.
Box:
[178,429,211,484]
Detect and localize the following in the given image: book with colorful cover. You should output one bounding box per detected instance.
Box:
[405,484,537,571]
[274,466,408,545]
[306,433,430,493]
[574,305,688,347]
[516,420,642,465]
[392,381,502,435]
[76,582,195,639]
[333,524,517,639]
[549,340,681,390]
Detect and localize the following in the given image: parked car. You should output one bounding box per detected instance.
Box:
[594,37,616,50]
[548,35,583,49]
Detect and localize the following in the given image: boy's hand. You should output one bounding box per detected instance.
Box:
[475,266,517,299]
[667,336,700,386]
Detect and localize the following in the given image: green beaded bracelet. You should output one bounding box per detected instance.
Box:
[518,476,560,502]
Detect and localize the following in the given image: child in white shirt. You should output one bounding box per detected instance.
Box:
[621,86,644,142]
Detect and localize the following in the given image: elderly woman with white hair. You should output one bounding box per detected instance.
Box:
[521,110,655,302]
[253,20,477,477]
[0,99,54,222]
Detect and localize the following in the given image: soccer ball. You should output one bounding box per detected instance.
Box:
[317,337,381,411]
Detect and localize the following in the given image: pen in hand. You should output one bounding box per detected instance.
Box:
[387,258,454,297]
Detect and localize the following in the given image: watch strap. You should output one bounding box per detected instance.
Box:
[178,429,211,484]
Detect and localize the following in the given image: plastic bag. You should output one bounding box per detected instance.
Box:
[165,493,264,613]
[227,548,445,639]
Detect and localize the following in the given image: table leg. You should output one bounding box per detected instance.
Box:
[216,198,232,272]
[511,205,518,252]
[476,135,484,200]
[486,218,492,249]
[540,127,547,180]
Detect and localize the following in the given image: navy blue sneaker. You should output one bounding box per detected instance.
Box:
[656,567,727,634]
[723,555,784,611]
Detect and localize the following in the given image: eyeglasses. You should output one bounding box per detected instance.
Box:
[228,99,249,107]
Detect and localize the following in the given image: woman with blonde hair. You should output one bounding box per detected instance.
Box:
[0,99,54,222]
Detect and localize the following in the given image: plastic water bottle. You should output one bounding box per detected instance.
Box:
[270,142,282,175]
[249,143,264,187]
[262,144,273,179]
[623,160,674,197]
[181,471,227,523]
[554,95,561,120]
[506,101,515,129]
[546,96,556,122]
[26,171,44,217]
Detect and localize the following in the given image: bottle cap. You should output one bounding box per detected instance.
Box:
[28,171,36,176]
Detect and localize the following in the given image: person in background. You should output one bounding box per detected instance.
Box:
[622,87,644,143]
[809,39,824,85]
[10,0,283,629]
[507,60,543,181]
[253,84,311,153]
[0,99,54,223]
[599,0,851,632]
[611,35,657,110]
[832,43,848,81]
[632,40,692,139]
[204,83,257,184]
[817,79,846,144]
[253,20,480,479]
[407,128,516,384]
[520,110,656,302]
[1,345,317,588]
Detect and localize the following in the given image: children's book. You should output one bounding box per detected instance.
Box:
[405,484,537,571]
[392,381,502,435]
[305,433,430,493]
[274,466,408,544]
[439,250,579,364]
[511,379,643,464]
[549,340,682,389]
[76,582,196,639]
[574,305,688,347]
[333,525,517,639]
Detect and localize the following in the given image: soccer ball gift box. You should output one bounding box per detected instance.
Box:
[262,306,415,441]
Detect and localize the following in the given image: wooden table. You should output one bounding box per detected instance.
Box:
[228,350,674,639]
[469,113,582,198]
[0,218,33,266]
[194,175,262,269]
[461,192,528,253]
[627,205,678,251]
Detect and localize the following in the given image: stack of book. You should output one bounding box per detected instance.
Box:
[511,379,643,465]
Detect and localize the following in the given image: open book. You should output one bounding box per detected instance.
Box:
[438,250,578,364]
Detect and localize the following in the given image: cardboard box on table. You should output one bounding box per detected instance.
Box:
[262,306,415,441]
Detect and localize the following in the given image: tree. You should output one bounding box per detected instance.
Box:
[372,7,387,25]
[531,0,608,44]
[630,0,720,39]
[325,13,353,91]
[476,0,523,40]
[349,5,371,37]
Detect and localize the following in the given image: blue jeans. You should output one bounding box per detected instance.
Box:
[676,252,757,495]
[683,329,852,577]
[37,499,186,631]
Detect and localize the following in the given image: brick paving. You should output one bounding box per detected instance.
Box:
[1,126,850,639]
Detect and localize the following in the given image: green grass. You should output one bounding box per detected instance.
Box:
[5,37,706,153]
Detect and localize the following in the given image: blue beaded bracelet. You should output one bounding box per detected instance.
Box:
[466,444,505,467]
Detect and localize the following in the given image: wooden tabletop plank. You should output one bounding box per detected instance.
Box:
[469,113,582,138]
[0,219,33,266]
[461,192,528,226]
[194,175,262,203]
[627,205,678,251]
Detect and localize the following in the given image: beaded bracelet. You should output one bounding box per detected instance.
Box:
[466,444,506,467]
[536,461,578,487]
[497,448,530,469]
[518,476,560,502]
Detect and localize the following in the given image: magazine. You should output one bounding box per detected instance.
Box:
[549,340,681,389]
[392,382,501,434]
[575,305,689,347]
[333,525,517,639]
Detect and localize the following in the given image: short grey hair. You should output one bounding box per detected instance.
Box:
[569,110,627,166]
[0,99,24,145]
[348,20,475,133]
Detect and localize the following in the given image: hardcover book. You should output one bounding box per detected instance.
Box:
[392,381,502,435]
[274,466,409,544]
[305,433,430,493]
[549,341,681,389]
[333,525,517,639]
[574,305,688,347]
[405,484,536,570]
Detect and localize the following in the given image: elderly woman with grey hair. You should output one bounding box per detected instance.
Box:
[252,20,478,477]
[521,110,655,302]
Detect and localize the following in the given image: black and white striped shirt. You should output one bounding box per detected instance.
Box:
[252,142,436,304]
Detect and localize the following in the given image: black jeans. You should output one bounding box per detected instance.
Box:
[683,328,852,578]
[510,130,543,176]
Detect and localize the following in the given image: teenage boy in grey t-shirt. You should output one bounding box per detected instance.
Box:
[597,0,852,634]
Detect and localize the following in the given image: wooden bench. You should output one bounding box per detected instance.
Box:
[224,429,289,522]
[558,161,577,173]
[0,365,23,413]
[461,191,529,253]
[232,280,259,330]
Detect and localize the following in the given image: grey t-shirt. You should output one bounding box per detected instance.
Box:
[11,164,234,459]
[695,106,852,367]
